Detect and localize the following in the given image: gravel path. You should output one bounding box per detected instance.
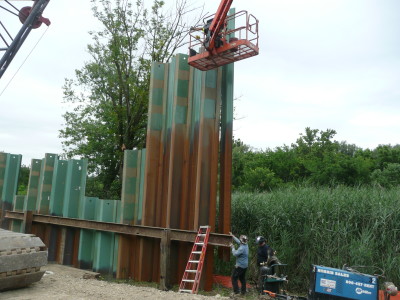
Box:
[1,264,229,300]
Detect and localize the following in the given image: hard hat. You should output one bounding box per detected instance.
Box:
[239,235,248,244]
[256,236,265,245]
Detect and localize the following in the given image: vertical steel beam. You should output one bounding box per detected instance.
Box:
[0,153,8,201]
[219,8,235,261]
[117,149,146,279]
[120,150,139,225]
[35,153,57,253]
[186,68,203,231]
[166,54,190,229]
[93,199,118,274]
[137,149,146,224]
[48,159,68,262]
[164,55,191,284]
[49,159,68,216]
[113,200,122,276]
[36,153,57,214]
[62,159,87,218]
[118,150,137,279]
[141,62,169,283]
[10,195,25,232]
[142,62,167,227]
[78,197,98,269]
[24,159,42,212]
[1,153,21,229]
[62,159,87,266]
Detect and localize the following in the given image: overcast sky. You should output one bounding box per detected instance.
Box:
[1,0,399,166]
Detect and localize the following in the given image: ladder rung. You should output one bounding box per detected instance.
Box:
[179,226,209,292]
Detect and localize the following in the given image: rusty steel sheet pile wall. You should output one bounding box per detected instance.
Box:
[2,50,234,290]
[115,52,234,288]
[117,149,146,279]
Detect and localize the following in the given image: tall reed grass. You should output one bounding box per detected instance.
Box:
[223,185,400,291]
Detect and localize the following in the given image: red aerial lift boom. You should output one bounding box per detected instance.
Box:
[188,0,259,71]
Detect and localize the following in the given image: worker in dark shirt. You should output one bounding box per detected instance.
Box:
[256,236,277,293]
[256,236,274,266]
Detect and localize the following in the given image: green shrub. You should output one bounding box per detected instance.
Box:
[371,163,400,187]
[243,167,283,192]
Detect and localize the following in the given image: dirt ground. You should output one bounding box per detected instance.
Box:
[1,264,230,300]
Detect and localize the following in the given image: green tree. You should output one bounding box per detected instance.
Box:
[291,127,339,184]
[232,139,251,190]
[266,145,302,183]
[371,163,400,187]
[60,0,200,198]
[372,145,400,169]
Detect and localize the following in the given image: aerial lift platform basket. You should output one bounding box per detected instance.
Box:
[188,2,259,71]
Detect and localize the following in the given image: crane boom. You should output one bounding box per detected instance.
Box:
[0,0,50,79]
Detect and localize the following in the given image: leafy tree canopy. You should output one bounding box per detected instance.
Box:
[60,0,201,198]
[232,128,399,192]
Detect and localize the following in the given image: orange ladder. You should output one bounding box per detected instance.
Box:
[178,225,211,294]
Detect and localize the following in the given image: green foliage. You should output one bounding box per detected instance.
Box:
[371,163,400,187]
[243,166,282,192]
[60,0,197,198]
[232,128,399,192]
[17,165,29,195]
[230,186,400,292]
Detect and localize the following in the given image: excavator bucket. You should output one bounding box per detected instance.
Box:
[188,10,259,71]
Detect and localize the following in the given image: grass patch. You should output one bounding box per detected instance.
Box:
[228,185,400,292]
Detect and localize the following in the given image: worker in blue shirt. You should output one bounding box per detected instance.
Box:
[229,231,249,295]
